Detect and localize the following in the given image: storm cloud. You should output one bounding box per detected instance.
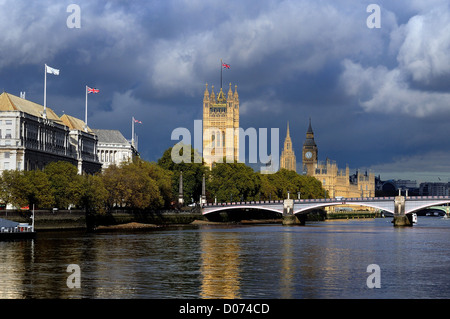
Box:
[1,0,450,183]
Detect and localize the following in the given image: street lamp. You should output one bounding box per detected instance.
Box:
[298,192,301,200]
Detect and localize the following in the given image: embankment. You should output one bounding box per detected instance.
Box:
[0,207,205,231]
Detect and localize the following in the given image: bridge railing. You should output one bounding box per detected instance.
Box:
[406,195,450,200]
[202,196,450,208]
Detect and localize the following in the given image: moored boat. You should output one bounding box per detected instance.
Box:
[0,209,35,240]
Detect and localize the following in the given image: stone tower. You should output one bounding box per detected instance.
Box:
[280,122,297,172]
[203,83,239,169]
[302,118,318,175]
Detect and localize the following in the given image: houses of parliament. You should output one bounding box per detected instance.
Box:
[201,80,375,199]
[281,119,375,199]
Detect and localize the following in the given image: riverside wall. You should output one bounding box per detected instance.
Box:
[0,207,205,231]
[0,207,381,231]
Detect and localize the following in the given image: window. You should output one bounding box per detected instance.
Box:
[5,129,11,138]
[4,152,10,159]
[5,120,12,125]
[4,162,9,170]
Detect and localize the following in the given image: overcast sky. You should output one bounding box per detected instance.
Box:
[1,0,450,184]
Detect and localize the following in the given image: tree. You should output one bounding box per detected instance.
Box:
[208,162,261,202]
[102,161,164,210]
[0,169,55,209]
[24,170,55,209]
[157,144,207,204]
[0,170,28,208]
[44,161,84,209]
[134,159,173,208]
[80,174,108,214]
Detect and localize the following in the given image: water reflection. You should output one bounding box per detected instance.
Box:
[0,218,449,298]
[200,228,241,298]
[279,231,294,298]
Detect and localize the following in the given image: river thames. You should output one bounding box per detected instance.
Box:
[1,216,449,299]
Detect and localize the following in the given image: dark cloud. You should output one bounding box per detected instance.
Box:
[1,0,450,183]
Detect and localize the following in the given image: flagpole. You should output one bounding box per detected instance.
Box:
[85,85,88,132]
[132,117,135,147]
[220,58,223,90]
[43,64,47,119]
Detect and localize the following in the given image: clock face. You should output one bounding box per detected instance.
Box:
[305,151,312,159]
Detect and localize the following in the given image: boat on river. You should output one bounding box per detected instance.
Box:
[412,212,417,224]
[0,209,35,240]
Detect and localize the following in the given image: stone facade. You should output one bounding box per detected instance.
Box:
[91,129,138,170]
[301,119,375,199]
[280,122,296,171]
[202,83,239,169]
[0,92,101,174]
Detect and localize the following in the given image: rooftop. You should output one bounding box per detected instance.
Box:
[0,92,63,124]
[91,129,130,145]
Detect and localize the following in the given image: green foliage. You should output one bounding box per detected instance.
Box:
[81,174,108,214]
[0,169,55,209]
[208,162,260,202]
[158,144,207,204]
[0,148,327,213]
[44,161,83,209]
[207,166,326,203]
[24,170,55,209]
[102,160,168,210]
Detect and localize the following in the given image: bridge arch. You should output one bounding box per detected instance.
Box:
[294,202,394,215]
[406,200,450,214]
[202,205,283,216]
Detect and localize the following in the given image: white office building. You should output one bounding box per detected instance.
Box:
[91,129,139,169]
[0,92,102,174]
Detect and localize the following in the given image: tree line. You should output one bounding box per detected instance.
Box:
[0,145,326,212]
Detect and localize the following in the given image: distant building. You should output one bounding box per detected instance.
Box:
[0,92,101,174]
[419,182,449,196]
[376,178,419,196]
[91,129,139,170]
[395,179,417,190]
[301,119,375,198]
[280,122,296,172]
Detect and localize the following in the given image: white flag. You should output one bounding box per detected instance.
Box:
[46,65,60,75]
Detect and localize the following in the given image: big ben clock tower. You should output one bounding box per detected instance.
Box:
[302,118,318,176]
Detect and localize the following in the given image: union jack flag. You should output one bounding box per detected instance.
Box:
[87,87,99,94]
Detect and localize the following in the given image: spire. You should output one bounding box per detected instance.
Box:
[203,83,209,102]
[217,87,226,103]
[286,121,291,138]
[227,82,233,99]
[304,118,316,146]
[210,85,215,102]
[307,117,313,134]
[234,84,239,100]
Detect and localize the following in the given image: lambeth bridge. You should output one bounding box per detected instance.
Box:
[201,194,450,226]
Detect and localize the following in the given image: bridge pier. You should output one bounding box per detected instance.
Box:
[282,199,305,225]
[393,195,412,227]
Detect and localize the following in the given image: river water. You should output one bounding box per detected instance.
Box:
[1,217,449,299]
